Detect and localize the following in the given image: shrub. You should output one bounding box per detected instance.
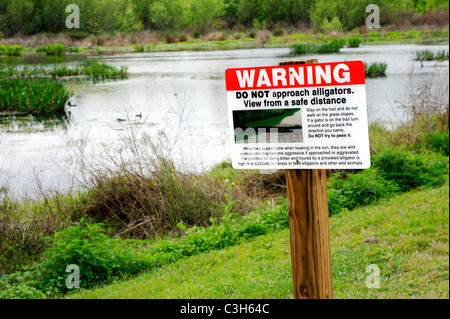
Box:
[372,147,449,192]
[35,223,151,294]
[327,168,400,215]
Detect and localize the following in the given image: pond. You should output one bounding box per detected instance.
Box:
[0,44,448,198]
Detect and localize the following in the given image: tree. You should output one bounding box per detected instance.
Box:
[186,0,225,36]
[6,0,34,34]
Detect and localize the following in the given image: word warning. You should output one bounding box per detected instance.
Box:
[225,60,371,169]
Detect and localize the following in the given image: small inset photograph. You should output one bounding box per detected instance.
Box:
[233,108,303,144]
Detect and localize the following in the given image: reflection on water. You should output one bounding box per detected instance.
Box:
[0,112,71,133]
[0,44,448,198]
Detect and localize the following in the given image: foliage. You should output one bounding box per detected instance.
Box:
[36,43,80,55]
[365,61,387,77]
[185,0,225,36]
[327,168,400,215]
[347,37,362,48]
[0,0,447,36]
[371,147,449,192]
[291,39,345,55]
[0,78,72,114]
[0,45,25,56]
[416,49,449,61]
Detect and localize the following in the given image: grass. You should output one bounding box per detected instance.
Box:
[68,185,449,299]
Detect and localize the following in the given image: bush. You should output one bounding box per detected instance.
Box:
[420,132,449,156]
[372,147,449,192]
[327,168,400,215]
[34,223,151,294]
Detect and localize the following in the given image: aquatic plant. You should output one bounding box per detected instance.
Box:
[0,45,26,56]
[0,78,72,114]
[415,49,449,61]
[291,39,345,55]
[365,62,387,77]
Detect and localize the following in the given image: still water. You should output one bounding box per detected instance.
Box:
[0,44,448,198]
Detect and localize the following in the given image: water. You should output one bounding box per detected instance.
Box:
[0,44,448,198]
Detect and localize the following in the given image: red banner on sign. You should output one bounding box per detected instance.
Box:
[225,61,365,91]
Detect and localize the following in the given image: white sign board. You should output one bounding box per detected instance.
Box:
[225,60,371,169]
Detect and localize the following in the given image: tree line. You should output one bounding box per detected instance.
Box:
[0,0,448,37]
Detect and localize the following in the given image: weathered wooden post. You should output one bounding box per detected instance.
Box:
[279,59,333,299]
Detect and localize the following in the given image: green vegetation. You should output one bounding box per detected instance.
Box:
[416,49,449,61]
[0,0,448,37]
[291,39,345,55]
[347,37,362,48]
[0,44,25,56]
[1,61,128,80]
[0,61,128,115]
[365,62,388,77]
[0,78,72,114]
[36,43,80,55]
[65,185,448,299]
[0,105,448,297]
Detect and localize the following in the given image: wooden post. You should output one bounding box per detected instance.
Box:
[279,59,333,299]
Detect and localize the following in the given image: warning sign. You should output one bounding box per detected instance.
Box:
[225,60,371,169]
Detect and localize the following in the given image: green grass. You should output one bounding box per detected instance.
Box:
[68,185,449,299]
